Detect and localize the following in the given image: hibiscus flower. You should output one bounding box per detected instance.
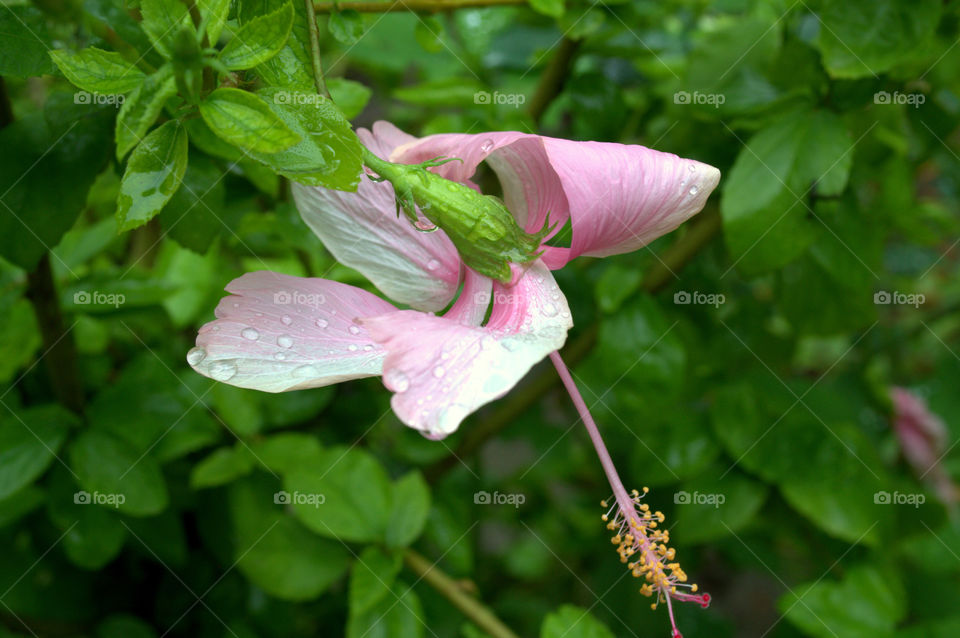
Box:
[187,121,720,636]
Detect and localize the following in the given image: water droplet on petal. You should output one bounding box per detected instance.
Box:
[210,360,237,381]
[433,366,445,378]
[293,364,319,378]
[480,336,496,350]
[348,344,358,352]
[348,325,361,335]
[281,315,293,325]
[688,163,697,173]
[501,337,520,352]
[426,259,440,271]
[241,327,260,341]
[689,185,699,196]
[384,369,410,392]
[316,318,329,329]
[480,138,495,152]
[274,352,286,360]
[414,219,438,232]
[277,335,294,348]
[363,344,373,351]
[542,302,558,317]
[186,347,206,366]
[212,326,221,332]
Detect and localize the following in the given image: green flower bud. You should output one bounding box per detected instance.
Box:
[362,149,549,283]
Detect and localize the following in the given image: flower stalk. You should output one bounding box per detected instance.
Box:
[548,351,710,638]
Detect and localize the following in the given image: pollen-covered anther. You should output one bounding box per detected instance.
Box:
[599,486,711,636]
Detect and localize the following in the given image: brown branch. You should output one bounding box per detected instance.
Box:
[424,205,722,481]
[529,37,581,125]
[314,0,526,13]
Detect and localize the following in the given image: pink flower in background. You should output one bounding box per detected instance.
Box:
[187,122,720,438]
[890,387,958,508]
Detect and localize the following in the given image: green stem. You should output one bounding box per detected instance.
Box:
[305,0,330,98]
[403,549,520,638]
[528,37,581,125]
[314,0,525,12]
[424,205,722,481]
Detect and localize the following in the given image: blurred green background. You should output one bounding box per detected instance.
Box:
[1,0,959,636]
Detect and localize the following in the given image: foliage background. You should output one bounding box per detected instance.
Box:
[1,0,960,637]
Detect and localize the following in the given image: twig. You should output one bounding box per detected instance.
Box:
[529,37,581,125]
[403,549,520,638]
[424,205,722,481]
[24,254,85,414]
[305,0,331,98]
[314,0,525,12]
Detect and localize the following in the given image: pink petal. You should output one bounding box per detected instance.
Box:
[189,271,396,392]
[540,138,721,265]
[396,128,721,267]
[363,262,572,437]
[290,125,461,313]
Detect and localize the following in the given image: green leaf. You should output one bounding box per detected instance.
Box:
[413,16,445,53]
[720,109,852,273]
[239,0,314,89]
[779,564,906,638]
[231,476,350,600]
[0,487,44,529]
[210,384,264,436]
[346,582,423,638]
[629,412,720,487]
[816,0,941,79]
[0,406,73,501]
[0,94,113,270]
[219,2,294,70]
[328,78,372,119]
[49,48,145,95]
[158,153,228,253]
[285,446,391,543]
[528,0,565,18]
[385,471,430,548]
[248,87,363,190]
[69,430,169,517]
[140,0,193,58]
[349,547,402,615]
[116,120,189,232]
[0,6,56,77]
[198,0,231,43]
[115,64,177,160]
[46,468,126,570]
[97,615,157,638]
[0,298,41,385]
[328,9,364,45]
[190,445,255,488]
[249,433,325,474]
[672,466,768,544]
[199,87,300,153]
[541,605,614,638]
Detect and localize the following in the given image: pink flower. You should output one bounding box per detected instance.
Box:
[188,122,720,439]
[890,386,958,507]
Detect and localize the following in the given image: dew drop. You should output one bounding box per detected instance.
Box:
[480,138,495,152]
[316,318,329,328]
[433,366,445,378]
[426,259,440,271]
[385,369,410,392]
[281,315,293,325]
[501,337,520,352]
[542,302,558,317]
[348,344,358,352]
[274,352,287,361]
[363,344,373,351]
[212,326,221,332]
[689,185,699,196]
[348,325,361,335]
[688,163,697,173]
[293,364,319,378]
[241,327,260,341]
[210,360,237,381]
[480,336,496,350]
[277,335,294,348]
[186,347,207,366]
